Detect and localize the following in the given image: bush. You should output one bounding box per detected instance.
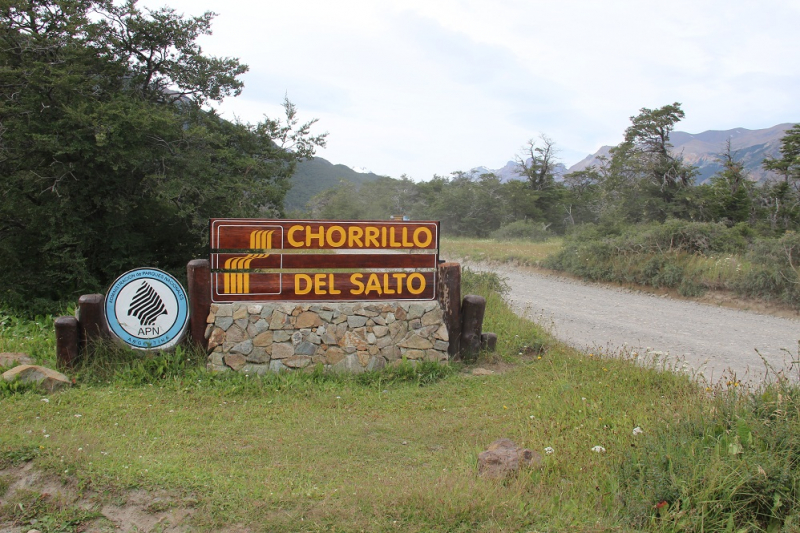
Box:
[490,220,553,241]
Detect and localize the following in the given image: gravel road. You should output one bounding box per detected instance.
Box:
[473,263,800,383]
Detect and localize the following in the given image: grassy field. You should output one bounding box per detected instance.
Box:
[440,237,563,266]
[1,271,800,532]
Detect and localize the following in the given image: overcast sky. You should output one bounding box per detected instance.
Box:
[142,0,800,180]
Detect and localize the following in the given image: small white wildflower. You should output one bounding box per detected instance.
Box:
[581,397,586,401]
[40,398,49,403]
[591,445,606,453]
[74,414,81,418]
[544,447,554,455]
[632,427,644,436]
[44,434,50,438]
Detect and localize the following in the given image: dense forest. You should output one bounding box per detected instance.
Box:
[305,104,800,241]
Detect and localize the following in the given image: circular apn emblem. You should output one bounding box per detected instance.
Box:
[104,268,190,350]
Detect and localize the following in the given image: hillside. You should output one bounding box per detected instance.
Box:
[567,123,795,183]
[285,157,383,213]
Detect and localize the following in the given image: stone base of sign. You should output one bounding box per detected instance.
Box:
[205,301,449,374]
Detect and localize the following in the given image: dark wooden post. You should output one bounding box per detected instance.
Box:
[460,295,486,361]
[78,294,107,350]
[437,262,462,359]
[55,316,80,368]
[187,259,211,350]
[481,332,498,352]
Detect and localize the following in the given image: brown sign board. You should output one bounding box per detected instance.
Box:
[210,219,439,302]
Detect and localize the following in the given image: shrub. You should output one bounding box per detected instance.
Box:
[490,220,553,242]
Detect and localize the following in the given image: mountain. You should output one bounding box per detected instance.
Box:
[567,123,795,183]
[469,160,568,183]
[285,157,383,213]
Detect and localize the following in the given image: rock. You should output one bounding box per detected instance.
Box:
[477,439,541,479]
[273,330,291,343]
[269,360,286,373]
[407,304,425,320]
[2,365,70,393]
[247,319,270,337]
[269,311,288,330]
[472,368,494,376]
[207,328,225,350]
[367,356,387,371]
[233,306,248,320]
[247,304,263,315]
[225,325,247,344]
[214,316,233,331]
[296,311,322,328]
[253,331,273,347]
[347,315,368,328]
[0,352,34,367]
[421,307,444,326]
[372,326,389,338]
[435,324,449,341]
[357,351,370,367]
[215,304,233,317]
[283,356,312,369]
[204,323,214,340]
[398,334,433,350]
[325,346,346,365]
[230,339,253,356]
[246,348,269,364]
[223,354,247,371]
[294,342,317,356]
[331,353,364,374]
[271,343,294,359]
[291,331,304,346]
[403,349,426,360]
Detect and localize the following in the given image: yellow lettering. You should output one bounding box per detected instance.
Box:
[413,227,433,248]
[365,273,382,295]
[329,274,341,295]
[383,273,395,294]
[402,227,413,247]
[295,274,313,295]
[350,273,364,295]
[287,225,304,247]
[365,227,380,247]
[327,226,346,248]
[392,273,407,294]
[348,226,364,248]
[313,273,327,295]
[407,273,425,295]
[306,225,324,247]
[381,226,387,247]
[389,227,401,247]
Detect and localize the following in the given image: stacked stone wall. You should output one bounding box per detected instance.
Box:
[205,301,449,374]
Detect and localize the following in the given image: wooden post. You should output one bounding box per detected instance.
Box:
[437,262,462,359]
[78,293,107,350]
[187,259,211,350]
[481,332,498,352]
[460,295,486,361]
[55,316,80,368]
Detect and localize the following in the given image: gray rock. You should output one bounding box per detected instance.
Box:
[269,311,288,330]
[241,363,269,376]
[295,342,317,356]
[434,340,449,352]
[398,334,433,350]
[306,333,321,345]
[253,331,273,347]
[409,319,422,330]
[435,324,449,341]
[230,339,253,356]
[403,349,426,360]
[260,307,274,320]
[247,319,270,337]
[269,360,286,373]
[246,348,269,364]
[407,304,425,320]
[366,332,377,344]
[224,353,247,371]
[347,315,368,328]
[215,304,233,317]
[247,304,264,315]
[283,356,312,369]
[372,315,386,326]
[291,331,304,346]
[372,326,389,338]
[421,308,444,326]
[319,311,333,323]
[225,325,247,344]
[235,318,249,331]
[233,305,248,320]
[273,330,291,342]
[331,353,364,374]
[214,316,233,331]
[367,356,387,372]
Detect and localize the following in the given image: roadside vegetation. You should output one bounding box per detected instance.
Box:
[2,271,800,532]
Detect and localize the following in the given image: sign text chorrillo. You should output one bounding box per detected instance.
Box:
[210,219,439,302]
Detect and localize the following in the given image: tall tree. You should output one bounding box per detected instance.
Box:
[763,123,800,185]
[0,0,325,311]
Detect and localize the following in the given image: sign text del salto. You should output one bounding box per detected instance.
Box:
[210,220,439,303]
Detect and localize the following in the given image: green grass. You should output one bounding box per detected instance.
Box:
[1,270,799,531]
[441,236,563,266]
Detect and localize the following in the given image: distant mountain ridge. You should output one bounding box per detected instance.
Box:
[568,123,795,183]
[285,157,383,213]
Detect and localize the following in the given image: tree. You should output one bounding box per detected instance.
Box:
[515,134,559,191]
[706,140,753,224]
[0,0,325,311]
[608,103,697,222]
[763,123,800,185]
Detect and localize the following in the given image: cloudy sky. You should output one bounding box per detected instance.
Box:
[143,0,800,179]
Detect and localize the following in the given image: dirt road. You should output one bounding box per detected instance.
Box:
[474,263,800,383]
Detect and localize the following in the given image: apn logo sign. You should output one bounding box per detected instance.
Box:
[104,268,189,350]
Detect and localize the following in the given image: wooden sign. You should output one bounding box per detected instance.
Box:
[210,219,439,302]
